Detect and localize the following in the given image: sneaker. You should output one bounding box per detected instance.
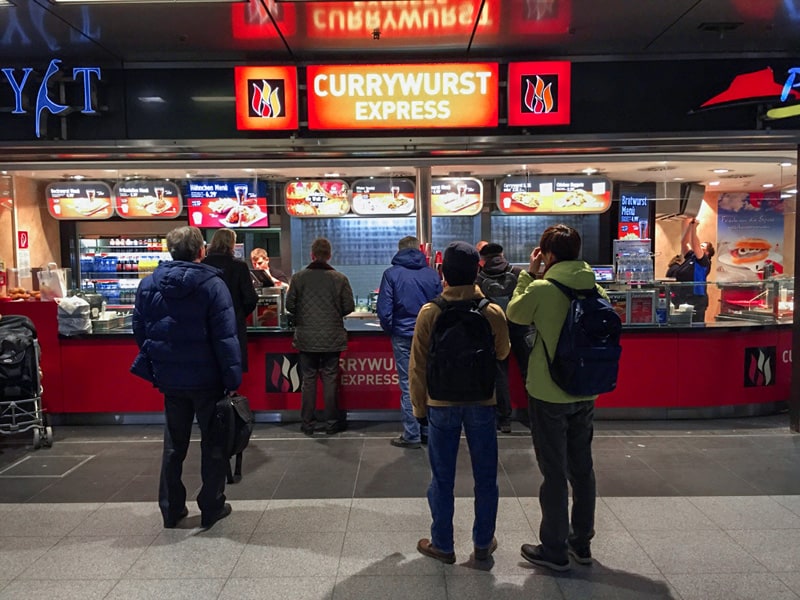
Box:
[163,505,189,529]
[390,435,421,449]
[417,538,456,564]
[520,543,570,572]
[473,536,498,561]
[568,545,593,565]
[201,503,232,529]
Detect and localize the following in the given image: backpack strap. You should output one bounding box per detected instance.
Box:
[476,297,491,312]
[431,296,448,311]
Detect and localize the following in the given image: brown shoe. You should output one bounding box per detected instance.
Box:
[417,538,456,564]
[473,536,498,561]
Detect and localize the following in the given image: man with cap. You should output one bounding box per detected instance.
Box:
[477,242,535,433]
[409,241,510,564]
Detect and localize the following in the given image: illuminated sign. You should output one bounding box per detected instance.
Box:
[351,178,415,216]
[431,177,483,216]
[510,0,571,35]
[1,59,101,138]
[497,176,610,215]
[285,180,350,217]
[507,61,571,126]
[234,66,298,130]
[697,66,800,120]
[232,0,296,39]
[187,181,269,228]
[46,181,113,220]
[114,180,182,220]
[307,63,498,130]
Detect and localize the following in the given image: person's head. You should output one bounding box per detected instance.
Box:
[478,242,504,259]
[251,247,269,270]
[701,241,716,259]
[207,228,236,256]
[538,224,581,265]
[398,236,420,251]
[311,237,332,262]
[167,226,205,262]
[475,240,488,253]
[442,241,480,286]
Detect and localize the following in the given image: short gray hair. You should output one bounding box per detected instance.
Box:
[167,226,204,261]
[398,236,419,251]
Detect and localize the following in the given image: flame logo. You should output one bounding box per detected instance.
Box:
[251,80,282,118]
[267,353,301,392]
[744,347,775,387]
[524,76,555,114]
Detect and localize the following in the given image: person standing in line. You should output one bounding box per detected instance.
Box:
[475,240,489,267]
[476,242,534,433]
[666,217,715,322]
[410,241,510,564]
[251,247,289,288]
[377,236,443,449]
[285,237,355,436]
[203,229,258,371]
[507,224,602,571]
[131,226,241,529]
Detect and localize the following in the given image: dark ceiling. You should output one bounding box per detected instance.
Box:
[1,0,799,65]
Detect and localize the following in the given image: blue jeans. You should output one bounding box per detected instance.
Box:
[391,335,425,443]
[426,405,498,553]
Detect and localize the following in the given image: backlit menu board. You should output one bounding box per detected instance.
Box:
[186,181,269,228]
[351,178,415,216]
[618,188,650,240]
[432,177,483,216]
[285,180,350,217]
[497,176,611,214]
[46,181,113,220]
[113,180,182,219]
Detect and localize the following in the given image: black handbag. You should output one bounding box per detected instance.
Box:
[214,393,254,459]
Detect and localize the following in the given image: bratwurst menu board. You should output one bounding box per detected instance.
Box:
[46,181,114,220]
[351,178,415,216]
[432,177,483,216]
[285,180,350,217]
[186,181,269,228]
[497,176,611,214]
[114,180,182,219]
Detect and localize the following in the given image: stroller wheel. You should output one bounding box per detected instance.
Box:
[33,428,41,449]
[43,427,54,448]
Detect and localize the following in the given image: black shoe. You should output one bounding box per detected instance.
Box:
[568,545,593,565]
[201,503,232,529]
[473,536,498,561]
[417,538,455,564]
[499,421,512,434]
[390,435,421,449]
[520,544,570,572]
[325,421,346,435]
[300,423,315,437]
[420,434,428,445]
[163,506,189,529]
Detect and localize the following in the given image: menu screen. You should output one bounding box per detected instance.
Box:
[431,177,483,216]
[186,181,269,228]
[618,187,650,240]
[285,180,350,217]
[46,181,114,220]
[113,180,182,219]
[351,178,415,216]
[497,176,611,214]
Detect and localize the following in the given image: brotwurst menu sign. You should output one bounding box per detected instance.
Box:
[306,63,499,129]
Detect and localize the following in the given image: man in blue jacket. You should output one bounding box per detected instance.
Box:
[132,226,242,530]
[377,236,442,449]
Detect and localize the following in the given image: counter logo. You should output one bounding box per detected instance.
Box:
[696,66,800,120]
[744,346,775,387]
[507,61,571,126]
[522,75,557,114]
[266,353,301,393]
[249,79,285,119]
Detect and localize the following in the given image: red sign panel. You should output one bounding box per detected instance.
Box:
[186,181,269,228]
[235,66,299,131]
[507,61,571,126]
[46,181,114,220]
[17,231,28,250]
[113,180,182,219]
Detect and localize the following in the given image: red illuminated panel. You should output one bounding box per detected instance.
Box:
[114,180,182,219]
[232,0,295,40]
[46,181,113,220]
[497,176,610,214]
[509,0,571,35]
[307,63,498,130]
[186,181,269,228]
[285,180,350,217]
[235,66,298,131]
[507,61,570,126]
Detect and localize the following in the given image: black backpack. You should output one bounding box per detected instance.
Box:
[426,297,496,402]
[0,314,39,401]
[542,280,622,396]
[214,393,254,458]
[477,266,518,310]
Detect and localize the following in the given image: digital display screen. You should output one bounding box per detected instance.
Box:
[591,265,615,282]
[186,180,269,228]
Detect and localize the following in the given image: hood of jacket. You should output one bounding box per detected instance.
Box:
[391,248,429,270]
[151,261,222,300]
[481,254,512,276]
[543,260,597,290]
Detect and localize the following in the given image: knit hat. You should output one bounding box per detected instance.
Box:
[479,242,503,257]
[442,241,480,286]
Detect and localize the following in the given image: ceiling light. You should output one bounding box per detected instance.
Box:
[786,188,797,194]
[762,183,774,188]
[712,169,730,174]
[71,175,85,181]
[672,177,685,181]
[138,96,166,104]
[582,167,597,175]
[708,181,721,186]
[324,172,340,177]
[0,1,16,6]
[781,194,792,199]
[191,96,236,103]
[779,162,793,167]
[243,169,255,173]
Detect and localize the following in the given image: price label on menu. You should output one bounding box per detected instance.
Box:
[351,178,414,216]
[114,180,182,219]
[431,177,483,216]
[497,176,611,215]
[46,181,114,220]
[186,181,269,228]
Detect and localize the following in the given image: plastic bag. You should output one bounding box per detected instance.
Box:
[55,296,92,336]
[38,263,68,301]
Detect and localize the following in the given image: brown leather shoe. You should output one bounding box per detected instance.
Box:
[473,536,498,561]
[417,538,456,564]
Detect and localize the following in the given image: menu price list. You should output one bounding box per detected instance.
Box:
[187,181,269,228]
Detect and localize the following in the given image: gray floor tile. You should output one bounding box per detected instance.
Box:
[666,573,799,600]
[450,530,536,576]
[580,530,660,574]
[233,531,344,578]
[338,530,442,577]
[772,495,800,517]
[0,477,54,503]
[452,497,530,533]
[126,532,249,579]
[333,574,447,600]
[653,467,761,496]
[596,469,680,497]
[604,497,719,531]
[199,500,267,535]
[106,578,225,599]
[257,498,351,532]
[0,579,116,599]
[0,502,102,537]
[726,529,800,573]
[222,453,292,501]
[0,536,58,579]
[67,502,164,536]
[776,572,800,597]
[348,498,431,532]
[556,572,679,600]
[689,496,800,530]
[444,573,564,600]
[220,576,335,600]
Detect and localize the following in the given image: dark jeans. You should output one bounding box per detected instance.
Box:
[530,397,596,560]
[495,324,533,423]
[159,388,227,521]
[426,404,498,553]
[299,351,342,426]
[689,294,708,322]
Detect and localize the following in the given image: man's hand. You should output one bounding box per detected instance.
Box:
[528,246,544,277]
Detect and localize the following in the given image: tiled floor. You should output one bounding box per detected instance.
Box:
[0,415,799,599]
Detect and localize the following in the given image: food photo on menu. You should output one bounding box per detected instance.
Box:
[46,182,114,220]
[187,181,269,228]
[497,176,611,214]
[431,177,483,216]
[351,178,414,216]
[284,180,350,217]
[114,181,182,219]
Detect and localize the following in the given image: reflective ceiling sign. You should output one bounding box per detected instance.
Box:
[234,66,299,130]
[507,61,571,127]
[306,63,498,130]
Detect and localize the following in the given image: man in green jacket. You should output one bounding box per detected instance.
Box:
[507,224,604,572]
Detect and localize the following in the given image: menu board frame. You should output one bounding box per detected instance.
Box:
[351,178,415,216]
[431,177,483,216]
[46,181,114,220]
[186,180,270,229]
[113,180,183,220]
[496,176,611,215]
[284,180,351,218]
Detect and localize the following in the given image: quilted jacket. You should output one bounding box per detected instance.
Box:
[131,260,242,393]
[285,261,355,352]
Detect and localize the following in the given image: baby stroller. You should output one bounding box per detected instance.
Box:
[0,314,52,449]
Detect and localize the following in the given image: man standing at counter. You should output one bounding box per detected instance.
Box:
[251,248,289,288]
[377,236,442,449]
[131,226,242,530]
[286,237,355,436]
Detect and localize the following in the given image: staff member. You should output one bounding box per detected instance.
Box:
[666,217,715,322]
[251,248,289,288]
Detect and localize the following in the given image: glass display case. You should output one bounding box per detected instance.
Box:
[716,277,794,324]
[248,286,287,330]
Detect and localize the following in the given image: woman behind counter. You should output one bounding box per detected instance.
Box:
[666,217,715,323]
[203,229,259,371]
